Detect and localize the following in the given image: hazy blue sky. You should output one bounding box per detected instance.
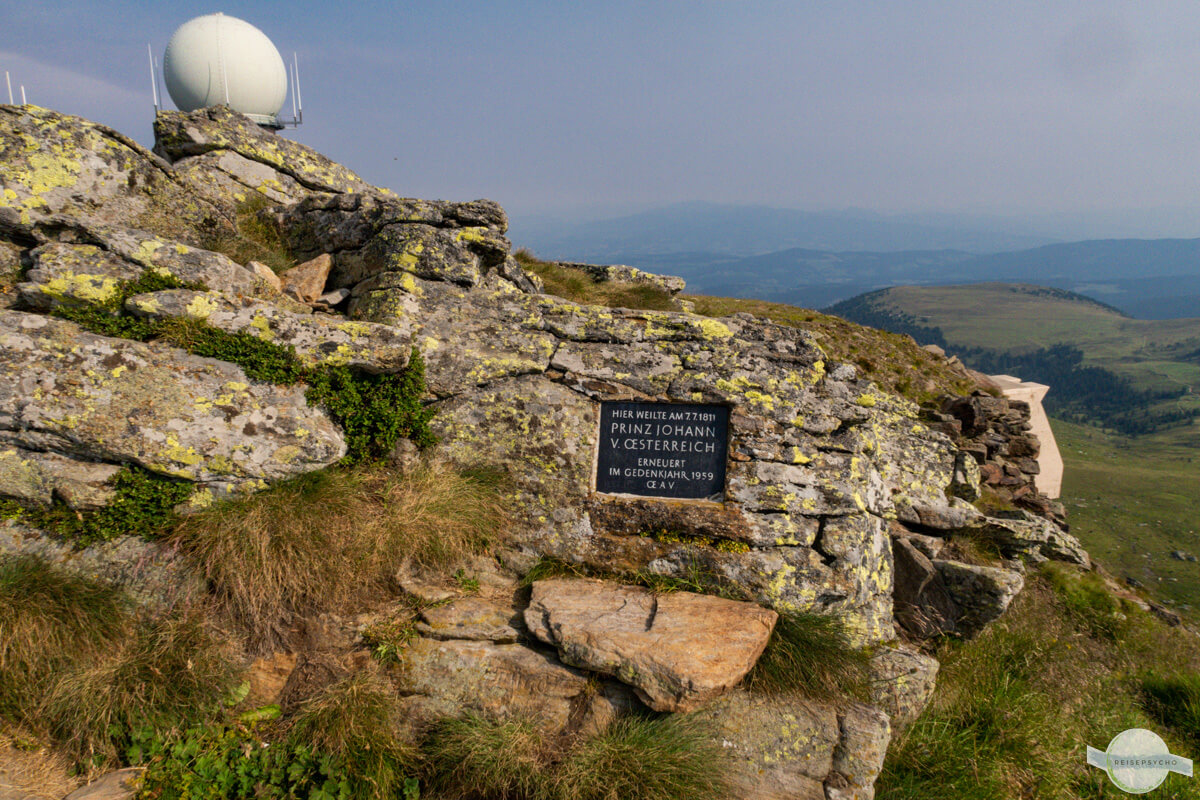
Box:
[5,1,1200,233]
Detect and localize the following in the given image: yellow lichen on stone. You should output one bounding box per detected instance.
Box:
[186,488,215,510]
[184,293,219,319]
[41,271,123,305]
[856,394,878,407]
[697,318,733,339]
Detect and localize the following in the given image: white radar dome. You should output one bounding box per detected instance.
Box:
[163,13,288,127]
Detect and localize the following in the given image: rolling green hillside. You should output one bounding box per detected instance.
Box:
[1055,419,1200,620]
[827,283,1200,436]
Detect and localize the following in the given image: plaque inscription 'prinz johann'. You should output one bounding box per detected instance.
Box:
[595,401,729,501]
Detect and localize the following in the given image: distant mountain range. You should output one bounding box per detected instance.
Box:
[511,202,1058,259]
[510,204,1200,318]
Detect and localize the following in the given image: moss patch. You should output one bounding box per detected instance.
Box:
[12,466,194,546]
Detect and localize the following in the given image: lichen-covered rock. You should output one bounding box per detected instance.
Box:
[0,105,219,236]
[869,644,939,730]
[356,278,556,394]
[82,224,261,295]
[695,689,889,800]
[153,106,377,196]
[17,242,141,310]
[826,704,891,800]
[934,559,1024,636]
[524,578,777,712]
[394,638,634,737]
[0,446,120,509]
[170,148,308,210]
[891,535,960,638]
[963,510,1089,566]
[0,521,196,608]
[416,596,522,643]
[552,261,687,294]
[125,289,412,372]
[0,311,345,487]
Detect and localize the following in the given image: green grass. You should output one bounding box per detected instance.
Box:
[745,611,871,700]
[0,556,237,765]
[1054,417,1200,620]
[513,249,677,311]
[1141,673,1200,754]
[877,566,1200,799]
[422,712,731,800]
[167,463,509,650]
[844,283,1200,405]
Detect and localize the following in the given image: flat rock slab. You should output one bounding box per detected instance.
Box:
[418,596,521,643]
[0,311,345,485]
[524,578,777,712]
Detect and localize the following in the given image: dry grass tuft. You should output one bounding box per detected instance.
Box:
[0,556,237,766]
[422,713,552,800]
[42,607,237,763]
[168,462,509,650]
[745,611,870,700]
[512,249,676,311]
[553,714,731,800]
[288,674,420,800]
[0,556,130,724]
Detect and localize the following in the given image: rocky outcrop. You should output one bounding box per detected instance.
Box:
[932,391,1066,524]
[525,578,777,712]
[0,105,1093,800]
[0,311,345,491]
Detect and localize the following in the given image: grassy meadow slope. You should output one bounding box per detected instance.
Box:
[1055,419,1200,618]
[839,283,1200,393]
[828,283,1200,436]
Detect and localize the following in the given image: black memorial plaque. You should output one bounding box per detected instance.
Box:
[595,401,729,500]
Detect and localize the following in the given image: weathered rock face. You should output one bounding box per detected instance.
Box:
[695,690,890,800]
[0,106,220,239]
[524,578,778,712]
[152,105,380,211]
[0,311,346,491]
[0,106,1092,800]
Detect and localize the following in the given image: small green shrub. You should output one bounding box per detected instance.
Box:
[20,466,194,546]
[554,714,730,800]
[746,611,870,700]
[305,354,437,463]
[422,713,552,800]
[156,317,306,385]
[132,720,337,800]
